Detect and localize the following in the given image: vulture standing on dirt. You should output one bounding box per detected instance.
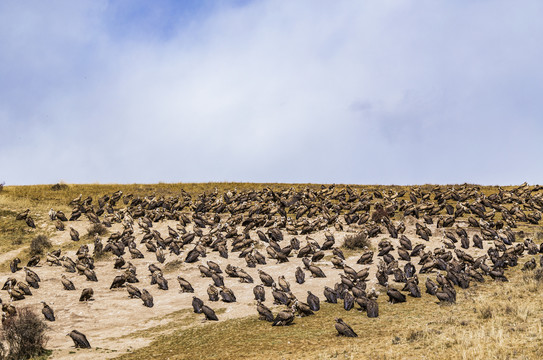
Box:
[126,284,141,298]
[207,285,219,301]
[69,227,80,241]
[141,289,154,307]
[253,285,266,302]
[67,330,91,349]
[24,267,40,289]
[9,258,21,273]
[41,301,55,321]
[79,288,94,301]
[27,255,40,267]
[177,276,194,293]
[110,275,126,289]
[61,275,76,290]
[258,270,274,287]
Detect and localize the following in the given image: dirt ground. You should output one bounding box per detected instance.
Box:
[0,217,490,359]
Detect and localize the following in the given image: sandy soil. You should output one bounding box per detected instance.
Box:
[0,217,490,359]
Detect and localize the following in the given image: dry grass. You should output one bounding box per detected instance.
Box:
[86,223,108,238]
[29,234,52,256]
[1,306,50,360]
[342,232,371,250]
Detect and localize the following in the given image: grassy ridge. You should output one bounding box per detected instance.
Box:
[0,182,509,213]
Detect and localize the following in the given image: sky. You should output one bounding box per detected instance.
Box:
[1,0,542,185]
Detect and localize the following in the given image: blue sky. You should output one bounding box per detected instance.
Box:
[1,1,542,185]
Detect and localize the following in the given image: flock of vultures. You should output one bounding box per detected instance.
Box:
[4,183,543,350]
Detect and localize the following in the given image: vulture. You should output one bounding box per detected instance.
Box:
[219,286,237,303]
[323,286,338,304]
[114,256,126,269]
[141,289,154,307]
[211,273,224,287]
[258,270,274,287]
[184,249,200,263]
[110,275,126,289]
[67,330,91,349]
[386,286,406,304]
[207,285,219,301]
[522,258,537,271]
[17,282,32,296]
[25,216,36,228]
[202,304,219,321]
[294,300,314,317]
[308,264,326,278]
[9,258,21,273]
[257,301,274,322]
[192,297,204,313]
[69,227,80,242]
[207,260,222,273]
[294,266,305,284]
[343,291,355,311]
[253,285,266,302]
[24,267,40,289]
[335,318,357,337]
[277,276,290,292]
[271,286,290,305]
[126,284,141,298]
[41,301,55,321]
[177,276,194,293]
[79,288,94,301]
[61,275,76,290]
[16,209,30,221]
[156,247,165,264]
[307,291,320,311]
[26,256,39,268]
[366,298,379,318]
[155,273,168,290]
[83,268,98,282]
[8,288,25,301]
[272,309,294,326]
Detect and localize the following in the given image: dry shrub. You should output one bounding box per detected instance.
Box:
[30,235,52,256]
[50,183,68,191]
[523,268,543,285]
[0,182,4,192]
[406,329,425,342]
[87,223,107,237]
[1,307,48,360]
[343,232,370,250]
[533,268,543,283]
[371,203,390,223]
[479,305,493,319]
[164,259,184,273]
[94,250,112,261]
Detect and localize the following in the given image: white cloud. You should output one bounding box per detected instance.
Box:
[1,1,542,185]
